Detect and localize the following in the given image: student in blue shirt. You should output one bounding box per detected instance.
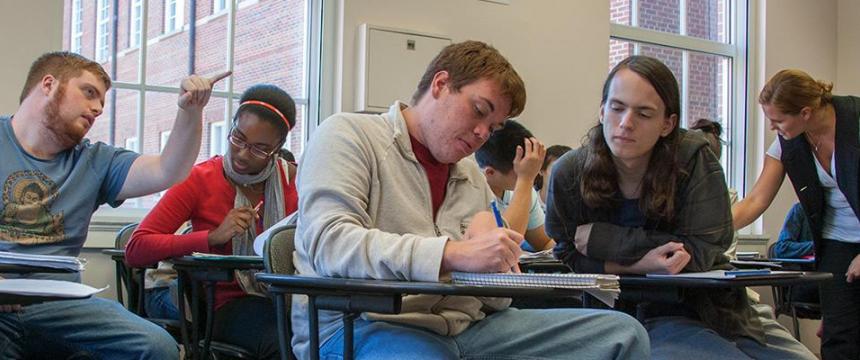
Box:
[0,51,227,359]
[476,120,555,252]
[774,203,815,259]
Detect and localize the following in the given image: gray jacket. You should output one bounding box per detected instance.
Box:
[292,102,505,359]
[546,130,765,343]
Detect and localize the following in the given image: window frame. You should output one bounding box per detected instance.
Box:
[95,0,111,62]
[125,137,139,152]
[609,0,749,191]
[70,0,83,54]
[213,0,227,14]
[164,0,185,34]
[130,0,143,48]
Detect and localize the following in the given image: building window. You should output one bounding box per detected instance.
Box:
[160,131,172,152]
[608,0,746,187]
[213,0,227,13]
[130,0,143,48]
[95,0,111,61]
[210,121,227,157]
[63,0,316,209]
[70,0,83,54]
[164,0,185,34]
[125,137,139,152]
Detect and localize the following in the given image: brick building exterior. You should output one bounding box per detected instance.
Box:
[61,0,307,162]
[610,0,726,128]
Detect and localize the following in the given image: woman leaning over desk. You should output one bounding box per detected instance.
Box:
[733,69,860,360]
[125,84,298,359]
[545,55,814,359]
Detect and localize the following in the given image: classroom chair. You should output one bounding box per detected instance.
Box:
[111,224,257,359]
[262,223,297,360]
[767,242,821,340]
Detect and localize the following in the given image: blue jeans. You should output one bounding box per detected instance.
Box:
[0,296,178,359]
[645,304,816,360]
[145,285,180,320]
[318,307,648,359]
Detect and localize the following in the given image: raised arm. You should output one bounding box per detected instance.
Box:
[116,71,231,200]
[503,138,545,236]
[732,156,786,230]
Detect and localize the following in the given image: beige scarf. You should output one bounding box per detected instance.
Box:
[222,152,289,296]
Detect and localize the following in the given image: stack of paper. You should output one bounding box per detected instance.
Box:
[451,272,620,306]
[736,251,761,260]
[646,269,803,279]
[518,249,556,264]
[0,251,85,272]
[0,279,105,298]
[191,252,262,261]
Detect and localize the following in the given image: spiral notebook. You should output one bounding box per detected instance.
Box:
[451,272,620,306]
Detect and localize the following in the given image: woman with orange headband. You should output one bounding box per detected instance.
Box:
[125,84,297,359]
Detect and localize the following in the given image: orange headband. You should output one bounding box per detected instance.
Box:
[240,100,291,131]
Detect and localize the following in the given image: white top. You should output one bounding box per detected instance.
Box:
[768,139,860,242]
[496,188,545,231]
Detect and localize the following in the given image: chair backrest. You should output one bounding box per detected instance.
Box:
[115,222,139,249]
[263,224,297,275]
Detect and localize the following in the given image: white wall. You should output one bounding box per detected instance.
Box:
[754,0,838,240]
[0,0,64,115]
[754,0,841,351]
[836,0,860,94]
[333,0,609,148]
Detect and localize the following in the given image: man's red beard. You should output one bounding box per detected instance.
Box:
[42,84,88,149]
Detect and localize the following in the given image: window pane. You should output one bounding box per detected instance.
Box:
[114,89,141,151]
[609,0,727,43]
[145,0,190,86]
[202,98,230,161]
[115,0,142,84]
[233,0,307,98]
[95,0,111,62]
[685,0,727,43]
[143,92,180,155]
[194,3,230,91]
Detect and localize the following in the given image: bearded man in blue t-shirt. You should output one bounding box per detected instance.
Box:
[0,51,229,359]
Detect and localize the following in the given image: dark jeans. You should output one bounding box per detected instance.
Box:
[212,295,280,359]
[818,239,860,360]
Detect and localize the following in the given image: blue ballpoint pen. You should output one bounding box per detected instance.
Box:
[490,200,519,273]
[490,200,504,227]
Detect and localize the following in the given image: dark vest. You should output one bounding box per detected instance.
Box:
[779,95,860,263]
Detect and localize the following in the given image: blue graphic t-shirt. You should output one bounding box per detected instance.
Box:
[0,116,139,280]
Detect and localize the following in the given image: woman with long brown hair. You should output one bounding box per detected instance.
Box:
[546,56,814,359]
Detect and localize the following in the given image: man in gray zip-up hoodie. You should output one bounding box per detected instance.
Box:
[293,41,649,359]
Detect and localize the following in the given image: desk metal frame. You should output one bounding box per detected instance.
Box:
[172,256,264,360]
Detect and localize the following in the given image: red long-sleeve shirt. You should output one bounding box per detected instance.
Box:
[125,156,298,310]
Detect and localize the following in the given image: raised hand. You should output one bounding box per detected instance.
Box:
[177,71,232,111]
[207,206,257,247]
[512,137,546,183]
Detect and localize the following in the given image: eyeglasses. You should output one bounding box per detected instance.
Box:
[228,130,277,159]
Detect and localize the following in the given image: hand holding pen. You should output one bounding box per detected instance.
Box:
[207,202,261,247]
[440,208,524,274]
